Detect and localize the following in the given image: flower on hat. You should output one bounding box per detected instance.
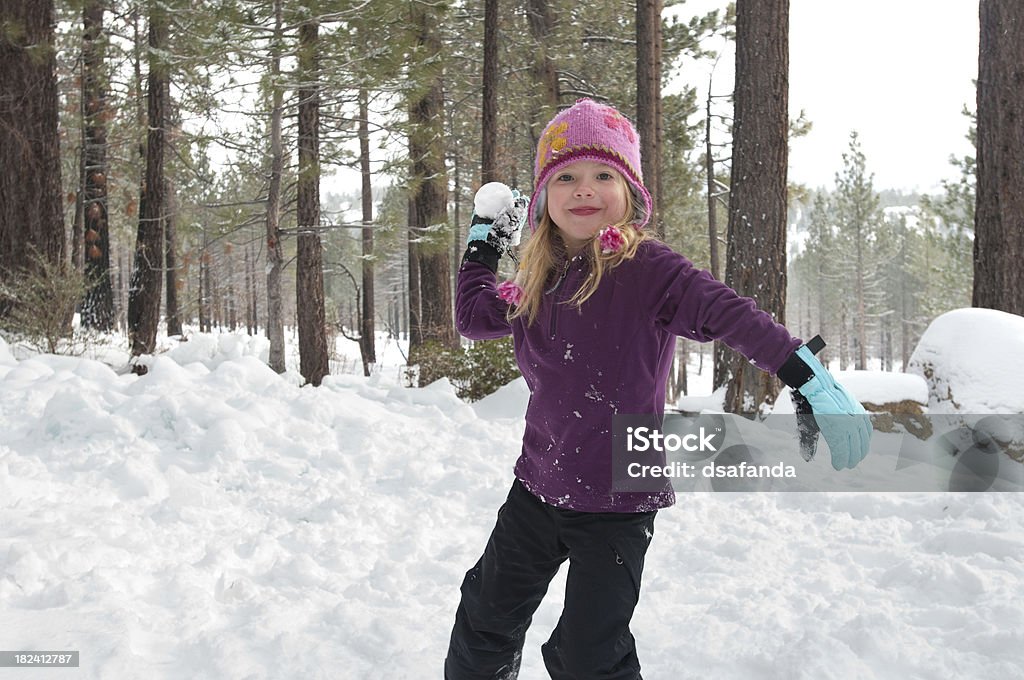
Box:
[598,225,626,253]
[537,121,569,171]
[603,110,636,143]
[497,279,524,306]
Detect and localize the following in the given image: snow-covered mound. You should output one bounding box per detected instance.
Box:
[908,308,1024,413]
[470,375,530,421]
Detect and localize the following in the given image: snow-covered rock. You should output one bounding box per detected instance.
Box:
[908,308,1024,413]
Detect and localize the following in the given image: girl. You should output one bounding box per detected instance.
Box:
[445,98,870,680]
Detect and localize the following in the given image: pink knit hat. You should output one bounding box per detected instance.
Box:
[530,98,652,231]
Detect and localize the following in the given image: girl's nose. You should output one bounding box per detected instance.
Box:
[574,183,594,198]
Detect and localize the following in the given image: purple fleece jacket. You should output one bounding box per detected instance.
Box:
[456,240,801,512]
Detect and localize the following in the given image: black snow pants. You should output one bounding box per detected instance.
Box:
[444,479,656,680]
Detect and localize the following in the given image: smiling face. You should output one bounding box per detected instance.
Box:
[545,160,631,255]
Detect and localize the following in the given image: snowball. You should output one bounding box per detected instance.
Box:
[474,182,514,219]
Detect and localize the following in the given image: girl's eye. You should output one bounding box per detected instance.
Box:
[557,174,573,182]
[597,172,614,180]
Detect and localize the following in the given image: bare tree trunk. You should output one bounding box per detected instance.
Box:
[199,237,211,333]
[974,0,1024,315]
[81,0,115,330]
[116,248,126,331]
[244,244,254,335]
[226,245,237,331]
[74,126,85,275]
[678,340,687,397]
[839,301,848,371]
[265,0,286,373]
[854,230,866,369]
[165,177,181,336]
[358,87,376,375]
[0,0,65,317]
[817,257,827,366]
[526,0,559,151]
[296,16,329,386]
[706,85,726,389]
[705,87,720,282]
[128,2,168,356]
[653,3,664,227]
[407,198,422,349]
[636,0,661,230]
[717,0,790,415]
[481,0,499,183]
[452,142,462,296]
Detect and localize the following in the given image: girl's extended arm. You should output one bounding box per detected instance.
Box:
[641,243,870,469]
[642,243,800,373]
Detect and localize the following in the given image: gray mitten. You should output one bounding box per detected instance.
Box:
[466,182,529,261]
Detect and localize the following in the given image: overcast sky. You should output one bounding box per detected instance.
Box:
[673,0,980,193]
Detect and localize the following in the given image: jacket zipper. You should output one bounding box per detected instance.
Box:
[545,259,572,340]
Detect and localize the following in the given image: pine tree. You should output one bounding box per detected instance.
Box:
[833,131,884,370]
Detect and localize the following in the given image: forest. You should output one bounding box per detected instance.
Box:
[1,0,1021,414]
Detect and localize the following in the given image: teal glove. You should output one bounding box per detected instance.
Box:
[778,337,872,470]
[466,182,529,261]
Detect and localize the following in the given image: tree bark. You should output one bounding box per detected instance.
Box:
[358,87,376,375]
[128,2,168,356]
[526,0,559,151]
[81,0,115,331]
[244,244,254,335]
[717,0,790,415]
[265,0,286,373]
[296,15,329,386]
[408,1,456,365]
[705,88,720,282]
[226,246,236,331]
[0,0,65,317]
[481,0,499,183]
[407,197,422,349]
[974,0,1024,315]
[164,176,181,336]
[636,0,661,231]
[199,238,211,333]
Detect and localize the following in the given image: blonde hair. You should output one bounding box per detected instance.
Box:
[509,177,654,325]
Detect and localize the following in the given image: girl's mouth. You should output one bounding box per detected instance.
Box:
[569,207,600,216]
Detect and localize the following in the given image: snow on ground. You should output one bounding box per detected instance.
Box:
[1,316,1023,679]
